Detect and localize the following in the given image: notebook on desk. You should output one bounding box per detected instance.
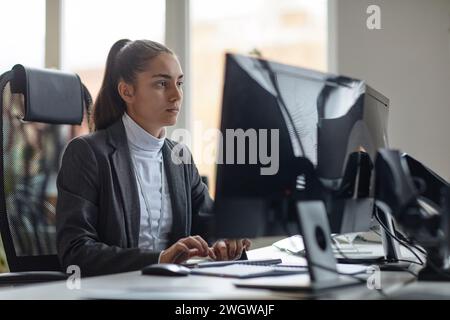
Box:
[190,263,308,279]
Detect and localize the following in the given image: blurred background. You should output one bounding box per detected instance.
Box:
[0,0,449,270]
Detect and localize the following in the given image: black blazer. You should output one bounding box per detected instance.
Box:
[56,119,213,276]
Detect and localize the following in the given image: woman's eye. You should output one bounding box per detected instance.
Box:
[157,81,167,87]
[177,81,184,87]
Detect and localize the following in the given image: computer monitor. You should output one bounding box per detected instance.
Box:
[213,53,389,238]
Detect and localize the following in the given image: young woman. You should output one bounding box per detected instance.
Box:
[56,39,250,276]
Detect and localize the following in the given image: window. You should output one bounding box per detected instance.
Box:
[61,0,166,107]
[0,0,45,72]
[191,0,327,196]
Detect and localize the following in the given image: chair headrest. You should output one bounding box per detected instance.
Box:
[10,64,84,125]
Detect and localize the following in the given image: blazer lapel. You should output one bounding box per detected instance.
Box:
[162,141,188,243]
[107,120,140,248]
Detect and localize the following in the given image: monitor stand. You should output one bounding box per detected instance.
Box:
[296,201,364,290]
[336,205,416,271]
[235,201,363,292]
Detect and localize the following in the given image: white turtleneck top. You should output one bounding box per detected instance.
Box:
[122,112,173,252]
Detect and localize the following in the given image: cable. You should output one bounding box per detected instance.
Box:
[374,208,425,266]
[375,212,424,265]
[394,229,427,256]
[374,205,450,281]
[396,259,423,266]
[408,243,427,256]
[398,239,450,280]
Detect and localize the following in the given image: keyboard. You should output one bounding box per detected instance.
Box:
[292,244,374,257]
[333,244,373,254]
[192,258,283,268]
[190,264,307,279]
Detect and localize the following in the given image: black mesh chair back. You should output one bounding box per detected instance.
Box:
[0,64,91,283]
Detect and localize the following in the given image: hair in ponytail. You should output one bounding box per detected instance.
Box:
[92,39,173,130]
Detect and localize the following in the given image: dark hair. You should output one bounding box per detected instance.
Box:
[92,39,173,130]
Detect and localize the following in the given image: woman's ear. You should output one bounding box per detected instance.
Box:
[118,81,135,105]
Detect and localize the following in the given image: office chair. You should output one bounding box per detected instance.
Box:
[0,64,92,285]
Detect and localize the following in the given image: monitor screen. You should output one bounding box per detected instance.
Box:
[213,53,389,238]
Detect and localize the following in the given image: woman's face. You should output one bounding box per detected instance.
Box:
[119,52,184,137]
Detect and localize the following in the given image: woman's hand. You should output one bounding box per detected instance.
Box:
[159,235,216,264]
[212,239,252,261]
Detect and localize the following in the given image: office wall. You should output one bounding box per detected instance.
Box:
[329,0,450,180]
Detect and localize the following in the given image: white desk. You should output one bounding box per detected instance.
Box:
[0,268,416,300]
[0,244,419,300]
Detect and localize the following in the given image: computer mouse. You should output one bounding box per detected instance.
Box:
[141,263,191,277]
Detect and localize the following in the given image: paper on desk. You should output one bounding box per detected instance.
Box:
[247,245,369,274]
[247,244,308,266]
[272,235,304,255]
[271,234,388,259]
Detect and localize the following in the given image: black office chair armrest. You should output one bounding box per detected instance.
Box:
[0,271,68,286]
